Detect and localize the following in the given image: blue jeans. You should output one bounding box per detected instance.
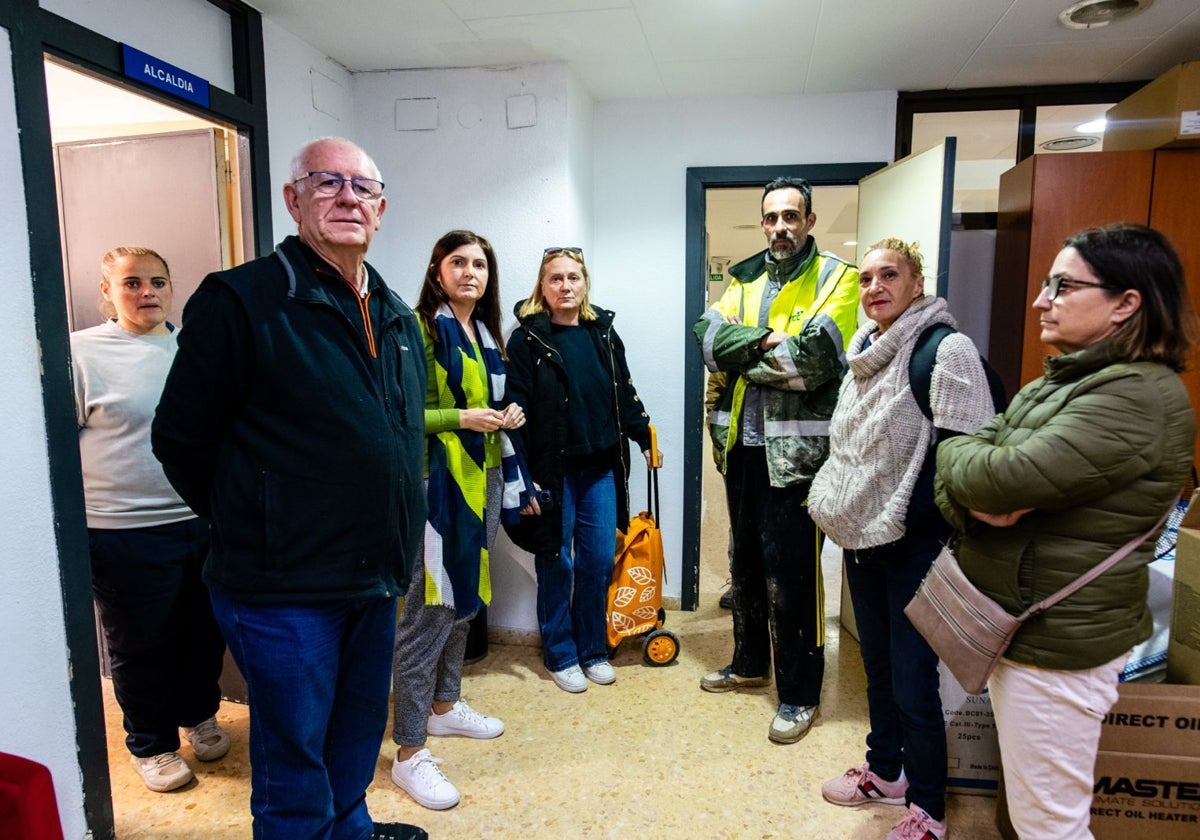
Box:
[534,466,616,671]
[209,591,396,840]
[843,532,947,821]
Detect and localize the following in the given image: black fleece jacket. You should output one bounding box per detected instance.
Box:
[152,236,427,602]
[502,303,651,555]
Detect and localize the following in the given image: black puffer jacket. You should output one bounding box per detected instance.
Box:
[503,303,651,555]
[152,236,427,602]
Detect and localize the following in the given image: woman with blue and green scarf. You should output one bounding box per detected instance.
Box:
[390,230,534,812]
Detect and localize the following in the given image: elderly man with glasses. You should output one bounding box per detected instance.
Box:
[153,137,426,840]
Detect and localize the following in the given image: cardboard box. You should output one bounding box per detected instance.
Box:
[996,681,1200,839]
[941,661,999,795]
[1168,489,1200,684]
[1091,682,1200,839]
[1105,62,1200,151]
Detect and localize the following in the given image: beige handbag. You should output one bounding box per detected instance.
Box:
[905,513,1168,695]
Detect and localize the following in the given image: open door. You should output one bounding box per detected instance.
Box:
[55,128,230,332]
[856,138,957,298]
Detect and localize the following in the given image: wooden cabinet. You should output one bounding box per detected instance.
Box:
[989,149,1200,456]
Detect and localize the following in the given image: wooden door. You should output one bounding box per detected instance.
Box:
[991,151,1155,392]
[1149,149,1200,459]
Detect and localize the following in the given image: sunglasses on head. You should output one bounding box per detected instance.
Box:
[543,246,583,259]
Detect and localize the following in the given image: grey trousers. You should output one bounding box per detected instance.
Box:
[392,467,501,747]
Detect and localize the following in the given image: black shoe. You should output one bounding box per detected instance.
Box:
[718,587,734,609]
[372,822,428,840]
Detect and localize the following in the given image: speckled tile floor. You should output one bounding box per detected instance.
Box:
[101,538,1004,840]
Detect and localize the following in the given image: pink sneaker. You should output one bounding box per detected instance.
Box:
[821,764,907,806]
[886,803,946,840]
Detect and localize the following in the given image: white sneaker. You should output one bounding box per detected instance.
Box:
[131,751,193,792]
[550,664,588,693]
[391,748,461,810]
[181,716,230,761]
[582,660,616,685]
[426,699,505,739]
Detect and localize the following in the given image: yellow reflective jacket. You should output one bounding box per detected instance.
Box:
[694,240,858,487]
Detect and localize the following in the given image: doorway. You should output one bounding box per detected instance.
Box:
[43,55,256,831]
[45,57,252,329]
[681,163,885,611]
[697,184,861,606]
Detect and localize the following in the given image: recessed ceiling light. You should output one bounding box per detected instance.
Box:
[1040,136,1100,151]
[842,240,858,247]
[1058,0,1152,30]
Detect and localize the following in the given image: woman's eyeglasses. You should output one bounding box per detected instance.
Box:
[1040,275,1116,301]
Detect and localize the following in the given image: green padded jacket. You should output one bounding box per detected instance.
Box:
[935,338,1195,670]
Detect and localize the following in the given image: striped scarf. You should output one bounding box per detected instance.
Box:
[425,304,534,616]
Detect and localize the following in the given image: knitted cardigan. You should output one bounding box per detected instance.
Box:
[808,296,995,549]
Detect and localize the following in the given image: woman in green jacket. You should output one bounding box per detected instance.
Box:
[936,224,1196,840]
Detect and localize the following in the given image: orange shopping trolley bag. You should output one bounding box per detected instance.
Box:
[606,425,679,666]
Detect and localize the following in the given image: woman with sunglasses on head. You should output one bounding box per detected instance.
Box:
[504,247,659,693]
[936,224,1196,839]
[390,230,532,811]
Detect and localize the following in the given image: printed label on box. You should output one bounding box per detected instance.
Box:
[1181,110,1200,136]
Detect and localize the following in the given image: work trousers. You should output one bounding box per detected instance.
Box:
[725,444,825,706]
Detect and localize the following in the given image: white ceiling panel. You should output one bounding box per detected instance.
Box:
[636,0,822,62]
[953,39,1157,88]
[805,0,1014,93]
[244,0,1200,99]
[448,0,632,18]
[465,8,651,64]
[985,0,1196,46]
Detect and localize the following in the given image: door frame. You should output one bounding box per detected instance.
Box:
[3,1,270,835]
[681,163,886,611]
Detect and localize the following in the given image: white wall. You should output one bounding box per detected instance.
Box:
[262,19,358,246]
[593,91,897,599]
[0,28,88,840]
[349,61,592,635]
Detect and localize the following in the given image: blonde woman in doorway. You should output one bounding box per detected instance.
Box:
[72,246,228,793]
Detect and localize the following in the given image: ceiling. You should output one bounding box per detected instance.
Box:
[246,0,1200,100]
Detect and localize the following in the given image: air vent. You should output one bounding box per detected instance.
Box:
[1039,136,1100,151]
[1058,0,1152,30]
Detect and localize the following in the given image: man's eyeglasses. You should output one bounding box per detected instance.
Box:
[1040,275,1115,301]
[544,246,583,259]
[294,171,385,201]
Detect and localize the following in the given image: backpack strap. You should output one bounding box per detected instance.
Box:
[909,323,956,422]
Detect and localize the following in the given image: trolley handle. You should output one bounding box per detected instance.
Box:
[645,424,660,526]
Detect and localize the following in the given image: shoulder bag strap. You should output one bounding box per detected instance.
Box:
[1018,507,1171,621]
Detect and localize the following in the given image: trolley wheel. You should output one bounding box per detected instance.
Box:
[642,629,679,667]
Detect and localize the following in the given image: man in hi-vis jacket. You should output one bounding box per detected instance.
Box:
[693,176,859,744]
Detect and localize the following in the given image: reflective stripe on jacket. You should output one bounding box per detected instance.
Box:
[694,241,859,487]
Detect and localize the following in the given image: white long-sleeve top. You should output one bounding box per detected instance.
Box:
[71,319,194,529]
